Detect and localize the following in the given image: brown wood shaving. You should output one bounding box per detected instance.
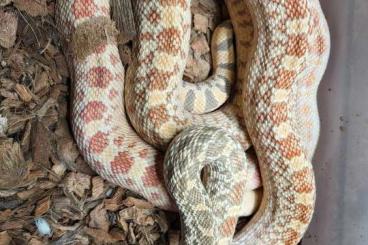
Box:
[0,10,18,48]
[13,0,48,17]
[0,0,241,244]
[71,17,118,61]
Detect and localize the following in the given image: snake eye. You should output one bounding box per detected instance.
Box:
[200,164,211,187]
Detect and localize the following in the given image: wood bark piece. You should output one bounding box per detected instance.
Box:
[31,120,51,167]
[14,84,32,102]
[34,196,51,216]
[0,141,29,189]
[13,0,48,16]
[0,0,12,7]
[0,10,17,48]
[0,0,238,244]
[0,231,11,245]
[193,13,209,33]
[89,203,110,231]
[111,0,136,42]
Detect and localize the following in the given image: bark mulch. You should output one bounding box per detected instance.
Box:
[0,0,229,244]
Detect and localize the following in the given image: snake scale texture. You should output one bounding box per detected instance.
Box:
[56,0,330,244]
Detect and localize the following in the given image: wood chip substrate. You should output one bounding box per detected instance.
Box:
[0,0,234,244]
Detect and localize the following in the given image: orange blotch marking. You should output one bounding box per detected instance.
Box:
[316,35,327,55]
[148,105,169,127]
[292,167,315,193]
[148,9,160,23]
[157,28,182,54]
[88,131,108,154]
[295,203,313,224]
[81,101,107,123]
[270,103,288,124]
[72,0,97,19]
[142,165,161,187]
[111,151,134,174]
[147,69,172,90]
[277,134,303,160]
[286,34,308,57]
[276,70,296,89]
[284,0,308,19]
[284,228,301,245]
[220,217,237,237]
[87,66,113,88]
[95,43,107,54]
[229,182,246,205]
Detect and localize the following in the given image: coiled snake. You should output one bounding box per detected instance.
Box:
[56,0,330,244]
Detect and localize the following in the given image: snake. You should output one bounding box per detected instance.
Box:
[55,0,330,244]
[164,126,249,244]
[179,20,236,114]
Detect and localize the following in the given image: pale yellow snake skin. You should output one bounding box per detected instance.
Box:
[164,126,249,244]
[179,20,236,114]
[56,0,330,244]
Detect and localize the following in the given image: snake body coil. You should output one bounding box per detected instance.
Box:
[56,0,330,244]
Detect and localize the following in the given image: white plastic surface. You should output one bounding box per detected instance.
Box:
[304,0,368,244]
